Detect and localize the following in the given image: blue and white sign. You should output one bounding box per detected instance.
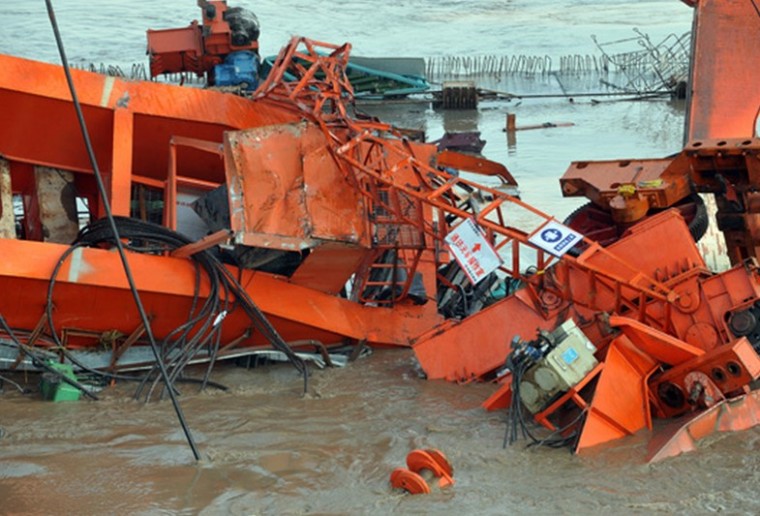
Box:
[528,220,583,257]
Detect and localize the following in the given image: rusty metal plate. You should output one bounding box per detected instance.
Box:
[224,122,369,251]
[0,159,14,238]
[35,166,78,244]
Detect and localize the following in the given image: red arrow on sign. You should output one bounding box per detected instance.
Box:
[472,243,482,253]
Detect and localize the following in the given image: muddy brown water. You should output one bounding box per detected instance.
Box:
[1,1,757,514]
[3,352,760,514]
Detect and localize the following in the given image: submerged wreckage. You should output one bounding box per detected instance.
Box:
[1,0,760,467]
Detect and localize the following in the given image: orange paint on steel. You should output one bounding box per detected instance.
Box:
[223,122,370,250]
[0,43,446,351]
[649,338,760,418]
[683,138,760,264]
[560,155,693,223]
[170,229,232,259]
[289,243,373,296]
[406,449,454,489]
[390,469,430,495]
[0,54,298,187]
[647,389,760,463]
[685,0,760,141]
[482,377,513,411]
[435,150,518,186]
[608,316,704,364]
[390,449,454,494]
[256,37,684,319]
[418,209,731,382]
[147,0,261,79]
[559,0,760,259]
[575,335,659,452]
[0,239,438,348]
[576,321,760,453]
[414,289,562,381]
[4,30,760,428]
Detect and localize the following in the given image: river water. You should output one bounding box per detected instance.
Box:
[2,1,757,514]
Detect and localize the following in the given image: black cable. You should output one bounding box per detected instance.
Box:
[0,315,98,400]
[525,403,586,449]
[44,0,200,460]
[43,243,162,383]
[2,312,230,396]
[174,377,229,391]
[503,344,586,451]
[50,217,308,394]
[751,0,760,20]
[46,222,219,399]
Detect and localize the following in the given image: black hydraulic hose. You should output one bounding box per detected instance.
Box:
[503,349,584,450]
[71,219,224,401]
[35,239,233,395]
[72,224,220,402]
[0,315,98,400]
[73,217,308,392]
[44,0,200,460]
[43,242,176,383]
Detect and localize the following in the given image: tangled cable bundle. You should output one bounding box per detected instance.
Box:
[44,217,309,401]
[503,344,586,451]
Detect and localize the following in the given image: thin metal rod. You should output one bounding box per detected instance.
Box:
[0,315,99,400]
[478,87,670,100]
[44,0,200,460]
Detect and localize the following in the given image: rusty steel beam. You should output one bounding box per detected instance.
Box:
[170,229,232,259]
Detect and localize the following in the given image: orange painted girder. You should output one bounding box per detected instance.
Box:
[609,316,704,364]
[0,54,293,129]
[0,54,299,186]
[0,239,442,348]
[686,0,760,140]
[413,290,561,382]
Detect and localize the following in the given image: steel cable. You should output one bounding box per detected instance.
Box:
[45,0,200,459]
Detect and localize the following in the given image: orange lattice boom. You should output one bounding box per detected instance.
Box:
[254,37,681,313]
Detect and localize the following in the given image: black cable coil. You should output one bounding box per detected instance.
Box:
[44,216,309,401]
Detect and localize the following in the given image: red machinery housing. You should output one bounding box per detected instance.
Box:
[147,0,260,81]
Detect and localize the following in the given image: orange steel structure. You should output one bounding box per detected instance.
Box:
[561,0,760,264]
[476,0,760,457]
[0,52,443,351]
[0,32,528,355]
[390,449,454,495]
[1,0,760,460]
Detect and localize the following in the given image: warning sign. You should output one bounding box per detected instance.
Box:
[445,218,503,285]
[528,220,583,257]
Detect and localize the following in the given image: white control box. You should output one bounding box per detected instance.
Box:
[520,319,598,413]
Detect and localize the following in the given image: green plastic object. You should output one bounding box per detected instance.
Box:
[40,362,81,402]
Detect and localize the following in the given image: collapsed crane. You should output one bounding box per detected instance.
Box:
[240,33,760,459]
[1,0,759,462]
